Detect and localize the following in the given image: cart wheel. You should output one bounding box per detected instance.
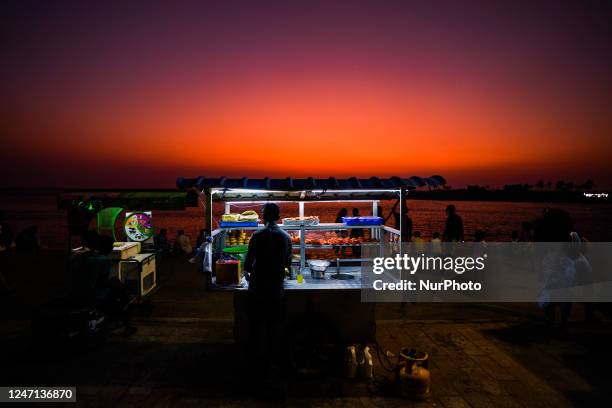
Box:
[286,316,341,378]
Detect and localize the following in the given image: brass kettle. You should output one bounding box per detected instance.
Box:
[396,348,431,400]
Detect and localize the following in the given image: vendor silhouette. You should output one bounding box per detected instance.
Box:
[244,203,292,379]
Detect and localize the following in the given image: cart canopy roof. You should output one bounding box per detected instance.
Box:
[58,189,199,212]
[176,176,446,201]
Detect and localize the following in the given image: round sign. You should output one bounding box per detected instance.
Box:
[124,212,153,242]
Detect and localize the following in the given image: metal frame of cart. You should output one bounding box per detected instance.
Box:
[175,176,448,290]
[181,176,445,375]
[176,176,446,260]
[177,177,446,280]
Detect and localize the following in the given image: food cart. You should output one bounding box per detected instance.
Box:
[176,176,446,374]
[58,190,199,302]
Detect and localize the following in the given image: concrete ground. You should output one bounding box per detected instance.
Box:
[1,253,612,407]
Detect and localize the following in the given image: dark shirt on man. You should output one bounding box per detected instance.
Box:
[244,223,292,294]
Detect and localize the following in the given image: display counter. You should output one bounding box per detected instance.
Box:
[212,211,387,352]
[211,268,361,291]
[214,222,391,274]
[283,268,361,290]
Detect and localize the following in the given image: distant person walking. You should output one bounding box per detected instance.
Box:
[443,205,464,242]
[534,208,577,333]
[389,205,412,242]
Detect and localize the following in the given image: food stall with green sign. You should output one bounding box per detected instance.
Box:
[58,190,199,300]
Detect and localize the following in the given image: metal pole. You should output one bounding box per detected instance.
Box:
[399,188,408,305]
[399,188,407,244]
[202,189,213,289]
[300,225,306,271]
[372,200,378,240]
[203,189,213,236]
[298,201,304,217]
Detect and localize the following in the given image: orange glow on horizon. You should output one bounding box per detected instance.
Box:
[9,74,610,186]
[3,1,611,188]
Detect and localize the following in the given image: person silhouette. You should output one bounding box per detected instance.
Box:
[0,211,14,252]
[335,208,348,224]
[534,208,581,334]
[390,205,412,242]
[443,205,464,242]
[244,203,292,381]
[15,225,41,255]
[173,229,192,255]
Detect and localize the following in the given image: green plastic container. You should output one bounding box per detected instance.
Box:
[222,245,248,264]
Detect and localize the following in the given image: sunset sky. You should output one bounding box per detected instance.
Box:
[2,0,611,188]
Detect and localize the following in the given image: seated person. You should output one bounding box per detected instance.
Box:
[67,230,99,305]
[154,228,171,255]
[69,234,131,311]
[90,235,132,314]
[431,232,442,256]
[173,230,193,255]
[412,231,425,254]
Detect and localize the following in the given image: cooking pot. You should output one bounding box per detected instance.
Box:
[307,260,330,279]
